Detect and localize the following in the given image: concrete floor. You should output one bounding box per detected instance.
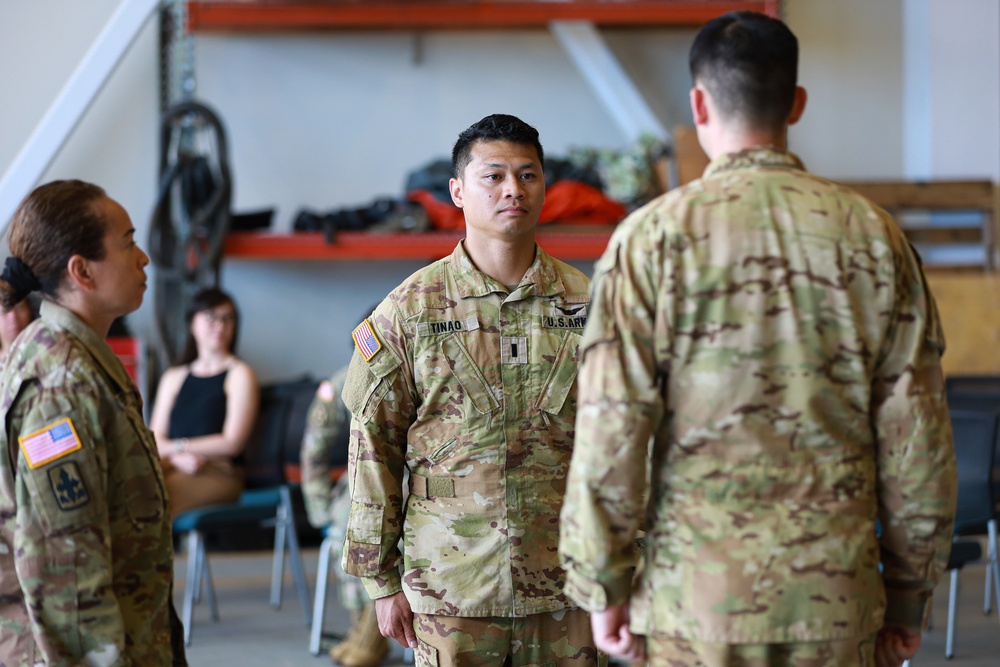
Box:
[175,547,1000,666]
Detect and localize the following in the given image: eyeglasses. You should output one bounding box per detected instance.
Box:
[200,310,236,325]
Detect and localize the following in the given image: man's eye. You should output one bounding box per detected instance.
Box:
[521,173,537,180]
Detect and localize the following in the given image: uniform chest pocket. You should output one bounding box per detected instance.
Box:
[121,408,168,529]
[440,335,500,415]
[535,331,582,416]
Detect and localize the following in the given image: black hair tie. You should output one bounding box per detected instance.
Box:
[1,256,41,301]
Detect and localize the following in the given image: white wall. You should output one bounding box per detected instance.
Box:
[785,0,905,179]
[2,0,996,384]
[926,0,1000,180]
[0,0,160,355]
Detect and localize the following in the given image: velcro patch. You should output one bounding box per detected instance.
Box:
[19,418,82,469]
[501,336,528,364]
[544,304,588,329]
[352,319,382,361]
[47,461,90,511]
[416,316,480,337]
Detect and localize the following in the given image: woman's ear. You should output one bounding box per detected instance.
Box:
[66,255,95,291]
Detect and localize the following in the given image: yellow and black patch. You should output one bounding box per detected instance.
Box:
[47,461,90,511]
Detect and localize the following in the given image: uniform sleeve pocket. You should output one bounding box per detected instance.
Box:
[347,500,384,545]
[344,501,385,577]
[535,331,582,416]
[16,407,102,535]
[440,335,500,415]
[344,352,399,424]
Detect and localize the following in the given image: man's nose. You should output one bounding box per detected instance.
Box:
[503,175,524,198]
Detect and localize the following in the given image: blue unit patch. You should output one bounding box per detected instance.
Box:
[47,461,90,511]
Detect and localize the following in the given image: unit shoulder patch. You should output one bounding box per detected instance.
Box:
[352,319,383,362]
[19,417,83,469]
[47,461,90,511]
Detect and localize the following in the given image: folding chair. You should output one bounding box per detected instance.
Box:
[172,377,319,644]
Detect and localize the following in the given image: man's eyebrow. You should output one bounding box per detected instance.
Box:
[481,161,538,170]
[122,227,136,238]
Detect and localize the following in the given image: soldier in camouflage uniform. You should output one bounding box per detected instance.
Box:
[559,12,956,667]
[302,365,389,666]
[341,115,600,666]
[0,181,185,666]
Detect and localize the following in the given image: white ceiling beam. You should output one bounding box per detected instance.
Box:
[550,20,667,144]
[0,0,161,233]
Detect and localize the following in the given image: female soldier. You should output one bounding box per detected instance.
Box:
[0,180,185,665]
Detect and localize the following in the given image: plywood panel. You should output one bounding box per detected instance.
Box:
[672,125,710,186]
[925,271,1000,376]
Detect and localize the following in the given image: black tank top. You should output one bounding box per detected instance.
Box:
[168,370,228,439]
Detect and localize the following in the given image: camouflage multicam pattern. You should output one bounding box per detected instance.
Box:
[411,609,600,667]
[559,148,957,643]
[301,366,350,529]
[0,301,182,665]
[341,241,590,617]
[300,366,368,611]
[646,632,876,667]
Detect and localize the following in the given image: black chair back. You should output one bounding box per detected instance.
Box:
[242,377,320,489]
[946,375,1000,396]
[952,409,1000,533]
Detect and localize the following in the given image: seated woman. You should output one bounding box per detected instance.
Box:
[150,287,259,518]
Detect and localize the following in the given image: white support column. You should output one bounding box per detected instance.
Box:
[902,0,932,181]
[550,20,667,144]
[0,0,160,230]
[903,0,1000,182]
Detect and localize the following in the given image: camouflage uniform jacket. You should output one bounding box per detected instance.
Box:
[559,148,957,642]
[342,241,590,616]
[301,366,350,529]
[0,301,180,666]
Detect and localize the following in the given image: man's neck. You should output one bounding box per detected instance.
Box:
[704,124,788,161]
[463,232,537,288]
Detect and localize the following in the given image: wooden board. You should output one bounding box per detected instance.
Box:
[925,271,1000,376]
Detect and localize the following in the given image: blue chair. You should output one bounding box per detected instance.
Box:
[172,378,319,645]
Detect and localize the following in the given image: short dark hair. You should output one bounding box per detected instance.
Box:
[689,11,798,131]
[451,114,544,178]
[177,287,241,365]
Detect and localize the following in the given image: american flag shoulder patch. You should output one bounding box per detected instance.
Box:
[19,417,83,469]
[352,319,383,362]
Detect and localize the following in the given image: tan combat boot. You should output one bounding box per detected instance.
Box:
[336,604,389,667]
[328,610,362,663]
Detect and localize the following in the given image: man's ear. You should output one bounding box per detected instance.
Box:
[449,177,464,209]
[690,86,710,126]
[788,86,808,126]
[66,255,95,291]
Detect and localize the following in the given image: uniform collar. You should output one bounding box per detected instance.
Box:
[449,240,566,300]
[703,147,806,179]
[40,300,136,395]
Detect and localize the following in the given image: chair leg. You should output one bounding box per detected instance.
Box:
[203,553,219,622]
[270,502,287,610]
[309,533,337,656]
[281,486,313,626]
[986,528,995,615]
[946,568,959,659]
[989,520,1000,626]
[182,531,202,646]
